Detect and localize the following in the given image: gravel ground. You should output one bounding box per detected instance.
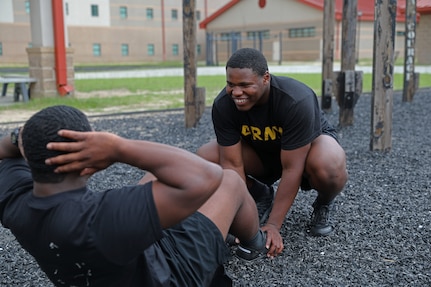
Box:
[1,89,430,286]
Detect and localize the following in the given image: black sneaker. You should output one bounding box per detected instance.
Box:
[255,186,274,225]
[309,199,335,236]
[235,230,268,261]
[225,233,238,246]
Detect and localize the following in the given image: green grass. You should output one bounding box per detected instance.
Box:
[1,72,430,113]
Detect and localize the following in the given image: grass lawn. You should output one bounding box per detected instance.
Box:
[1,72,430,114]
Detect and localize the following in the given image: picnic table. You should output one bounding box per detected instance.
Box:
[0,75,37,102]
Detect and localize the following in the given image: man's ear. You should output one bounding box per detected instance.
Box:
[263,71,270,85]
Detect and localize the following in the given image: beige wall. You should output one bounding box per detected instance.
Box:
[203,0,415,64]
[1,1,429,65]
[0,0,228,65]
[0,23,31,63]
[204,1,324,63]
[417,14,431,64]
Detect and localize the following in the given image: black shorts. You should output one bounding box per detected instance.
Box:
[159,212,230,286]
[255,127,340,189]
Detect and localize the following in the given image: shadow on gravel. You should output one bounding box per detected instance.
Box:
[0,89,430,286]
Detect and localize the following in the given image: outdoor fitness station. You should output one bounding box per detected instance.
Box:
[8,0,420,152]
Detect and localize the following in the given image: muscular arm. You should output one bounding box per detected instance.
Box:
[45,130,224,228]
[262,144,310,257]
[267,144,310,228]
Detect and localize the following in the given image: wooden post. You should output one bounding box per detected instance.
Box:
[321,0,335,112]
[337,0,363,127]
[183,0,205,128]
[370,0,397,151]
[340,0,357,77]
[402,0,418,102]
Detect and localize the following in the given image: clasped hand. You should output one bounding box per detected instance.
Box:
[45,130,119,176]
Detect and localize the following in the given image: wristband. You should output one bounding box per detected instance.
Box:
[10,127,21,147]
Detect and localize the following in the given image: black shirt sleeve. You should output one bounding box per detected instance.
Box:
[92,183,163,265]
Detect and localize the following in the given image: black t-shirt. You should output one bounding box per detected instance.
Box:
[0,158,168,287]
[212,74,330,153]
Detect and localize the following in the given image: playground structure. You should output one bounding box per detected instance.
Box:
[322,0,419,151]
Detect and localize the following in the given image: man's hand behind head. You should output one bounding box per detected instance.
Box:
[46,130,120,176]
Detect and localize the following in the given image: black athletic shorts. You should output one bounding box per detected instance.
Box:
[159,212,230,286]
[255,127,339,189]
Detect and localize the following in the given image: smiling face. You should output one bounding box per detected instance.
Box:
[226,67,270,111]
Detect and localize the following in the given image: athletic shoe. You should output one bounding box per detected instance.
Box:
[309,199,335,236]
[256,186,274,225]
[225,233,238,246]
[235,230,268,261]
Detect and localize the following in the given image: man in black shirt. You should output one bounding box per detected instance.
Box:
[197,48,348,257]
[0,105,271,287]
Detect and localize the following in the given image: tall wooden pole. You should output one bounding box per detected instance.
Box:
[370,0,397,151]
[321,0,335,112]
[337,0,360,127]
[340,0,357,72]
[402,0,418,102]
[183,0,205,128]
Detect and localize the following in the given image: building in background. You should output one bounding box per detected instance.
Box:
[200,0,431,65]
[0,0,230,65]
[0,0,430,65]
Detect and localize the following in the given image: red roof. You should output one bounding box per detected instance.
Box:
[399,0,431,13]
[299,0,408,21]
[199,0,241,29]
[200,0,430,29]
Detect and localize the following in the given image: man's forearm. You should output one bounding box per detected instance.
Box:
[116,138,224,192]
[266,179,299,229]
[46,130,224,200]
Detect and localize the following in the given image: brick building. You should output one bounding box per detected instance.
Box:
[0,0,230,65]
[200,0,431,65]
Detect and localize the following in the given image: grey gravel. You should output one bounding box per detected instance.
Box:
[1,89,430,286]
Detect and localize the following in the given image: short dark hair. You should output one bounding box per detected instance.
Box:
[226,48,268,76]
[22,105,92,183]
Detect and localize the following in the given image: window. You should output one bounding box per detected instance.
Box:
[246,30,270,40]
[172,44,179,56]
[121,44,129,56]
[0,43,3,56]
[171,9,178,20]
[196,10,201,21]
[146,8,153,19]
[65,2,69,16]
[93,43,101,56]
[147,44,155,56]
[120,6,128,19]
[288,27,315,38]
[220,32,241,41]
[91,5,99,17]
[196,44,201,56]
[25,1,30,13]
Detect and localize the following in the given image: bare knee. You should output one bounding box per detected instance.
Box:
[220,169,248,198]
[196,140,219,163]
[306,166,346,195]
[307,138,348,191]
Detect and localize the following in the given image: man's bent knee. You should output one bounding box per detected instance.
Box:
[221,169,248,197]
[196,140,219,163]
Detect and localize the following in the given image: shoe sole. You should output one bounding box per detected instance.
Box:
[235,245,268,261]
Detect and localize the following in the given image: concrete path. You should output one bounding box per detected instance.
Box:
[74,64,431,79]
